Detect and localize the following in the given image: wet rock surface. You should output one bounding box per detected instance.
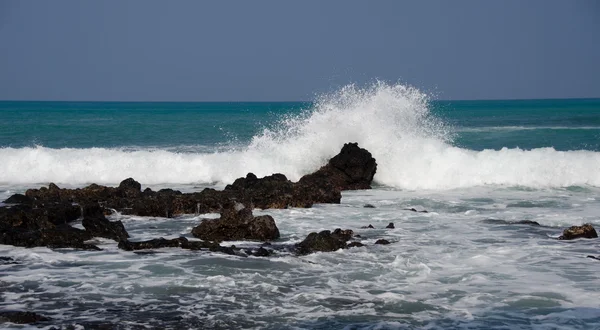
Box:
[192,202,280,242]
[15,143,377,218]
[295,228,355,255]
[375,239,391,245]
[79,202,129,242]
[559,223,598,240]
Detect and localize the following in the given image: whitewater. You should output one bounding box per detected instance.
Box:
[1,83,599,190]
[1,84,600,329]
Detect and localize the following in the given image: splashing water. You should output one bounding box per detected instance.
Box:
[0,82,599,189]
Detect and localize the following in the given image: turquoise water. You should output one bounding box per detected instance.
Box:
[1,86,600,329]
[1,98,599,151]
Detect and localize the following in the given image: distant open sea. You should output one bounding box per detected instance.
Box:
[1,84,600,329]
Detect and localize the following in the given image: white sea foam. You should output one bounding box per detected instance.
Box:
[1,82,599,189]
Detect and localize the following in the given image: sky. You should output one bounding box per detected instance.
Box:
[0,0,599,101]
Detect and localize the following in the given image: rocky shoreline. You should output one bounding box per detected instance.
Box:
[1,142,599,326]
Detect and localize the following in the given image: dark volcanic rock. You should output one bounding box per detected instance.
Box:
[82,215,129,242]
[3,194,33,205]
[118,237,188,251]
[587,255,600,261]
[250,247,273,257]
[118,178,142,197]
[191,202,280,242]
[295,228,354,255]
[375,239,391,245]
[298,142,377,191]
[386,222,395,229]
[20,143,378,218]
[363,204,376,208]
[0,225,99,250]
[80,202,128,241]
[347,241,365,248]
[361,224,375,229]
[0,311,50,324]
[0,202,100,250]
[559,224,598,240]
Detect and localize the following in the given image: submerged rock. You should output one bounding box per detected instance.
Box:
[386,222,395,229]
[295,228,354,255]
[375,239,391,245]
[0,311,51,324]
[404,208,428,213]
[191,202,280,242]
[361,224,375,229]
[559,224,598,240]
[363,204,376,208]
[481,219,541,226]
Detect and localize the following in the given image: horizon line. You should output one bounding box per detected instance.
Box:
[1,96,600,103]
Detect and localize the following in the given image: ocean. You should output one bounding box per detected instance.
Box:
[1,83,600,329]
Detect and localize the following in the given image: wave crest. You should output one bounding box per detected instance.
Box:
[1,82,599,189]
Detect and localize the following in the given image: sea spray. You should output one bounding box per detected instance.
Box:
[1,82,599,189]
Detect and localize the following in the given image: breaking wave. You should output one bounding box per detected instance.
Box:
[1,82,599,189]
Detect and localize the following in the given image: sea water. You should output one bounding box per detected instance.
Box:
[1,83,600,329]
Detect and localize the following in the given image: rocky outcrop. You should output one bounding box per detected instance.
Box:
[80,203,129,242]
[118,237,240,256]
[298,143,377,191]
[0,202,101,250]
[0,225,99,250]
[295,228,354,255]
[192,202,280,242]
[559,223,598,240]
[14,143,377,218]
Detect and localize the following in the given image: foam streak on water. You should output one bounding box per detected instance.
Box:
[1,188,600,329]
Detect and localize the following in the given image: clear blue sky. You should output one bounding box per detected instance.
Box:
[1,0,599,101]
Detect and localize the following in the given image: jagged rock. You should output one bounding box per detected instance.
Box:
[118,237,188,251]
[0,311,50,324]
[82,215,128,242]
[559,224,598,240]
[79,202,128,241]
[375,239,391,245]
[298,142,377,191]
[386,222,395,229]
[3,194,33,204]
[118,178,141,196]
[191,202,280,242]
[361,224,375,229]
[363,204,376,208]
[0,225,99,250]
[250,247,272,257]
[20,143,378,217]
[295,228,354,255]
[587,255,600,261]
